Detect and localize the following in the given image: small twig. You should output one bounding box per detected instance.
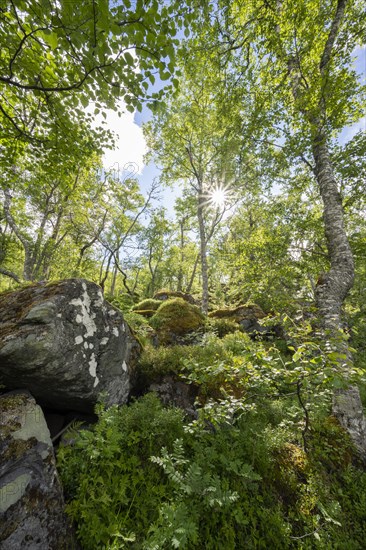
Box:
[51,419,77,444]
[290,522,324,540]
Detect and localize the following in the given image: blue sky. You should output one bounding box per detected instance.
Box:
[99,44,365,217]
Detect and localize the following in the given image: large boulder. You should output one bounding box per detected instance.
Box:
[208,303,266,322]
[0,391,75,549]
[0,279,141,413]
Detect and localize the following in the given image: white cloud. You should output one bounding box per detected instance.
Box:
[90,100,147,177]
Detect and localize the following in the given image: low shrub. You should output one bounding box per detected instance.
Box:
[57,329,366,550]
[206,317,241,337]
[137,338,229,387]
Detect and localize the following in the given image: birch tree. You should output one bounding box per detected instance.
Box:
[207,0,366,454]
[144,59,242,313]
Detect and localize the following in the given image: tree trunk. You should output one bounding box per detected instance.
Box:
[110,263,118,297]
[312,130,366,461]
[198,194,209,315]
[110,246,120,296]
[186,253,200,294]
[312,131,354,331]
[177,219,185,292]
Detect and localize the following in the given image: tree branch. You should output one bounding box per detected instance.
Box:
[0,267,21,283]
[320,0,347,72]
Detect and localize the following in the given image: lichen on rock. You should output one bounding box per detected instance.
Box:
[0,278,141,413]
[0,391,75,549]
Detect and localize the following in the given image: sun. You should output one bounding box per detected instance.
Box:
[210,188,227,207]
[207,185,229,208]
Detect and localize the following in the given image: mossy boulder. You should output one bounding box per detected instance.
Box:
[153,289,197,305]
[209,303,266,321]
[131,299,162,313]
[206,318,241,337]
[149,298,205,344]
[132,309,157,319]
[208,303,268,336]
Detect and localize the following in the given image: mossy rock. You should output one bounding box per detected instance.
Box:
[206,318,241,337]
[275,443,308,476]
[131,299,162,312]
[150,298,205,343]
[0,282,63,342]
[132,309,157,319]
[153,289,196,305]
[208,303,266,321]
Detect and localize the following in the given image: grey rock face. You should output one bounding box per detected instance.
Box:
[0,391,75,549]
[149,376,198,418]
[0,279,141,413]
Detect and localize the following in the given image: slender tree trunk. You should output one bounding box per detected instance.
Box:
[177,219,185,292]
[198,194,209,315]
[186,253,200,294]
[3,189,34,280]
[110,247,120,296]
[312,130,366,460]
[312,131,354,331]
[110,263,118,296]
[98,250,110,291]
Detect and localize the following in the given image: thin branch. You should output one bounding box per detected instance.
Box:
[0,267,21,283]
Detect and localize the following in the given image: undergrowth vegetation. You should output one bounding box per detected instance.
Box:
[58,323,366,549]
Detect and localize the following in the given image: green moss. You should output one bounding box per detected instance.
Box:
[137,340,225,385]
[0,281,63,341]
[310,416,354,472]
[132,299,162,312]
[208,303,265,320]
[124,312,155,348]
[132,308,157,318]
[0,393,28,435]
[153,289,196,304]
[150,298,205,342]
[2,438,34,463]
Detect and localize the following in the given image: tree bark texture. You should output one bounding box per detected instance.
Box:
[312,132,354,331]
[312,131,366,461]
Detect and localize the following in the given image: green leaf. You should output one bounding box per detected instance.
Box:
[124,51,135,66]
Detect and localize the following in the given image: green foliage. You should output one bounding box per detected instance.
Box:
[57,394,185,549]
[107,293,136,313]
[326,467,366,548]
[122,312,153,348]
[206,317,241,337]
[59,327,366,549]
[137,338,228,387]
[0,0,192,155]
